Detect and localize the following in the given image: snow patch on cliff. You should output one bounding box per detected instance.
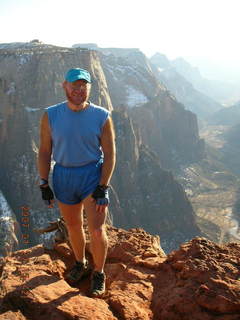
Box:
[25,106,41,112]
[19,54,32,65]
[104,61,150,84]
[0,190,13,218]
[6,82,15,95]
[126,86,148,107]
[0,190,18,256]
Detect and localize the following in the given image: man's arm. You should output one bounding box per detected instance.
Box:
[37,112,52,182]
[99,116,116,186]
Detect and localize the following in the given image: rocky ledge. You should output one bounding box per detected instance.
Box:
[0,226,240,320]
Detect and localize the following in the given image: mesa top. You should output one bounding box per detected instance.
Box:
[46,102,110,167]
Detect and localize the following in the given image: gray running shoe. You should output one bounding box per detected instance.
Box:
[66,260,91,284]
[90,271,106,297]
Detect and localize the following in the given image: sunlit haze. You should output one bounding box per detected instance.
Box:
[1,0,240,81]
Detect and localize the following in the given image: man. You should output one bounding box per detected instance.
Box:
[37,68,116,297]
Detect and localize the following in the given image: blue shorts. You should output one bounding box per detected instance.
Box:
[52,160,102,205]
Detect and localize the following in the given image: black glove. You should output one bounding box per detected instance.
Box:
[92,185,110,205]
[40,185,54,205]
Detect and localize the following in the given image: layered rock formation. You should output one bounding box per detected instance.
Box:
[111,109,200,250]
[129,92,205,169]
[95,47,205,169]
[0,42,202,255]
[0,43,113,252]
[0,226,240,320]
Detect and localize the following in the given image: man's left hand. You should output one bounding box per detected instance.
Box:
[91,185,109,213]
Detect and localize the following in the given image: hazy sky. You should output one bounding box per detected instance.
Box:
[1,0,239,79]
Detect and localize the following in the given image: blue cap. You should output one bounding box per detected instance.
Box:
[65,68,91,83]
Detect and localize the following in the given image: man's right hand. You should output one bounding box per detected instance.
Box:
[39,184,54,208]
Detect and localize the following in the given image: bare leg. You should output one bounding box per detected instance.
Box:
[57,200,86,263]
[82,195,108,272]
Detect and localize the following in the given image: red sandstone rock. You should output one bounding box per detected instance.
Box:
[0,228,239,320]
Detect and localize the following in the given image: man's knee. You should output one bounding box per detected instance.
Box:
[90,226,107,239]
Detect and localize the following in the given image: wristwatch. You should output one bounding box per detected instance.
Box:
[39,178,48,186]
[99,184,109,190]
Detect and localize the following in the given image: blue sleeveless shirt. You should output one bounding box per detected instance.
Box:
[46,102,110,167]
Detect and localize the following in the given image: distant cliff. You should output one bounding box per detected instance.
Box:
[97,48,205,169]
[209,101,240,126]
[112,109,200,250]
[168,56,240,106]
[150,53,222,119]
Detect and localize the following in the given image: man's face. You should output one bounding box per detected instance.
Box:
[63,79,91,106]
